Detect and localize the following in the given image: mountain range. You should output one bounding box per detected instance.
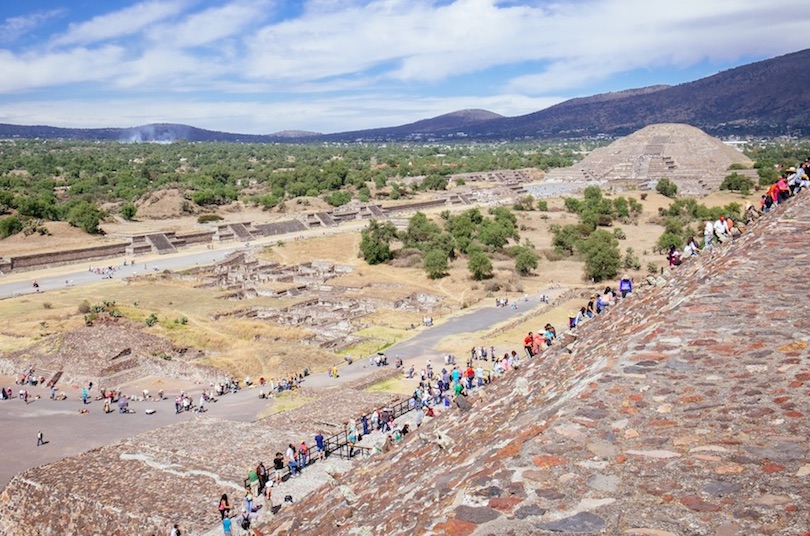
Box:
[1,48,808,143]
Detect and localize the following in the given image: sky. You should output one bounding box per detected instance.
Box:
[0,0,807,135]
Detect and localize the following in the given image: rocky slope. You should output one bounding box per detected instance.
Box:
[261,196,810,535]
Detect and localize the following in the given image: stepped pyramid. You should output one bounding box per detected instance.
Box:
[545,123,753,194]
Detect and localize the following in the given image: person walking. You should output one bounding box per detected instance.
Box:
[36,431,44,446]
[218,493,231,521]
[222,516,232,536]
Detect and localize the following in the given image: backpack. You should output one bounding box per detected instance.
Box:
[241,517,251,530]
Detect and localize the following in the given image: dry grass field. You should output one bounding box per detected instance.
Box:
[0,187,757,387]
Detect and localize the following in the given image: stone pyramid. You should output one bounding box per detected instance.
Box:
[545,123,753,194]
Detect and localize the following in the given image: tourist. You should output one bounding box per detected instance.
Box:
[256,462,268,493]
[170,524,181,536]
[713,216,729,243]
[523,332,534,358]
[218,493,231,520]
[37,431,44,447]
[703,220,714,249]
[273,452,285,485]
[667,245,682,267]
[346,426,357,458]
[619,275,633,298]
[314,431,325,460]
[222,515,232,536]
[299,441,310,467]
[286,444,300,476]
[683,237,700,257]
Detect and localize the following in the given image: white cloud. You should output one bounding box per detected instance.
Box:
[52,0,188,47]
[145,1,272,48]
[0,9,63,44]
[0,46,126,92]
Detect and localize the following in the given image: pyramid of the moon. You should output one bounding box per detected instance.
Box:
[544,123,754,194]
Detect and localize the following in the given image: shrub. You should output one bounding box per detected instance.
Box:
[121,203,137,221]
[623,247,641,270]
[78,300,91,314]
[613,228,626,240]
[197,214,223,224]
[536,199,549,211]
[483,280,501,292]
[640,193,648,201]
[42,302,52,309]
[656,178,678,198]
[0,216,23,238]
[175,316,188,325]
[647,262,659,274]
[145,313,158,327]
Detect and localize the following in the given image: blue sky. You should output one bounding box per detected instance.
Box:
[0,0,807,134]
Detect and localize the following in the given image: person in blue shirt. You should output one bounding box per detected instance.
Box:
[222,516,232,535]
[619,275,633,298]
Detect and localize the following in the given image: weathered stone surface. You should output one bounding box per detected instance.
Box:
[536,511,606,532]
[680,495,722,512]
[702,480,741,497]
[587,474,620,493]
[453,505,500,525]
[515,504,547,519]
[535,488,566,500]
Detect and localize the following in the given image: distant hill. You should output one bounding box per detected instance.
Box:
[0,49,808,143]
[0,122,317,143]
[320,109,504,141]
[328,48,810,141]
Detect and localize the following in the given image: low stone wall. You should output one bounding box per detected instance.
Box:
[180,230,215,245]
[4,242,128,273]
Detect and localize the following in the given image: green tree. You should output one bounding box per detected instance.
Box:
[551,223,585,255]
[66,201,103,234]
[121,203,137,221]
[536,199,549,211]
[514,247,539,276]
[656,178,678,198]
[360,220,398,265]
[403,212,442,250]
[577,229,621,282]
[479,219,512,251]
[423,248,449,279]
[513,195,536,211]
[325,191,352,207]
[467,249,493,280]
[719,172,753,195]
